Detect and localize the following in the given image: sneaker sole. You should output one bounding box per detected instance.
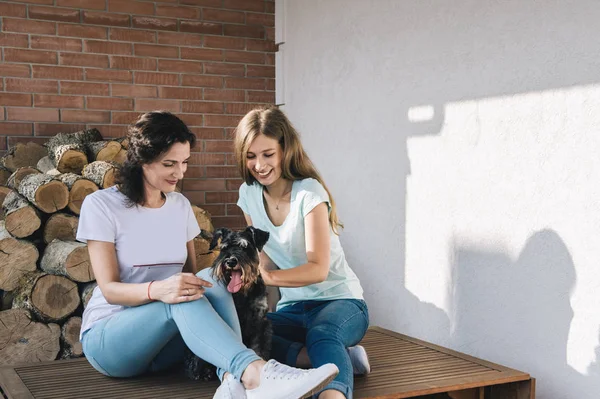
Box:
[351,345,371,375]
[294,368,339,399]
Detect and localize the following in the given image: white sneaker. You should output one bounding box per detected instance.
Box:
[348,345,371,375]
[245,359,339,399]
[213,374,247,399]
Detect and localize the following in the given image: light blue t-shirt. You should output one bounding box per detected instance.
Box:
[237,178,364,311]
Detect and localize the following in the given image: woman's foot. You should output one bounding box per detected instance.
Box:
[347,345,371,375]
[245,360,339,399]
[213,374,246,399]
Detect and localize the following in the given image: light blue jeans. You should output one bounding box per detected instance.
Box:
[81,269,260,381]
[267,299,369,399]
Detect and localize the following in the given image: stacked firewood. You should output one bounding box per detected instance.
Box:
[0,129,217,366]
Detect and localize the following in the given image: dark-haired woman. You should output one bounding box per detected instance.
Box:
[77,111,338,399]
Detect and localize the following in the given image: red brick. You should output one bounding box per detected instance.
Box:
[34,94,84,108]
[7,107,59,122]
[87,124,128,137]
[6,78,58,93]
[135,99,180,112]
[265,1,274,13]
[86,69,132,82]
[178,114,203,126]
[110,28,155,43]
[61,81,109,96]
[201,204,226,217]
[158,59,203,74]
[179,0,220,6]
[134,72,179,85]
[247,65,274,78]
[60,53,109,68]
[0,33,29,48]
[181,75,222,88]
[112,111,142,124]
[226,102,265,115]
[189,152,227,164]
[226,178,243,191]
[190,127,224,139]
[224,50,265,64]
[31,36,82,52]
[224,24,264,39]
[247,91,274,103]
[132,16,177,31]
[112,84,157,98]
[206,190,238,203]
[56,0,107,10]
[0,3,27,18]
[84,40,132,55]
[3,18,56,35]
[203,8,244,24]
[8,137,54,149]
[0,122,32,136]
[204,36,245,50]
[246,12,275,27]
[0,64,31,78]
[182,101,224,114]
[265,78,274,90]
[4,48,57,64]
[223,0,263,12]
[110,56,157,71]
[58,23,108,39]
[157,32,202,46]
[205,140,233,152]
[29,6,80,23]
[246,39,277,52]
[204,114,242,127]
[204,63,244,77]
[226,203,243,216]
[266,27,275,41]
[0,94,32,107]
[61,109,110,123]
[204,89,244,102]
[108,0,154,15]
[88,97,134,110]
[156,4,201,19]
[184,179,226,191]
[180,21,222,35]
[266,53,274,66]
[35,123,86,135]
[134,44,179,59]
[83,11,130,27]
[224,77,264,90]
[183,190,205,204]
[158,87,203,100]
[180,47,222,61]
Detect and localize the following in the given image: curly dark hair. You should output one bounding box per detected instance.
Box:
[117,111,196,206]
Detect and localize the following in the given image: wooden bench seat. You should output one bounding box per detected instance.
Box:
[0,326,534,399]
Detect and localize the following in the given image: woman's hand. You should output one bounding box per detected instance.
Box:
[259,265,276,286]
[150,273,213,304]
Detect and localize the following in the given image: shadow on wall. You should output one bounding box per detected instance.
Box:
[450,229,599,398]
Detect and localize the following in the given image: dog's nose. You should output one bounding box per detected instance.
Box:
[226,258,238,267]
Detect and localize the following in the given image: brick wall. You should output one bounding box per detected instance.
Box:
[0,0,276,229]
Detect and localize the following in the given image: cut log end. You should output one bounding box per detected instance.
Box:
[43,213,79,244]
[69,179,99,215]
[5,206,41,238]
[192,206,214,233]
[34,180,70,213]
[31,274,80,322]
[59,316,83,359]
[57,149,88,175]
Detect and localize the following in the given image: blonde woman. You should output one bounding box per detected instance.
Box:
[234,107,371,399]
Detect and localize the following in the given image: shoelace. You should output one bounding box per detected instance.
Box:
[264,360,307,380]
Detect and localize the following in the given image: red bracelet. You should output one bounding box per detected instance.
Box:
[147,280,155,301]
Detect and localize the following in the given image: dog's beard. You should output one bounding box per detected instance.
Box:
[214,262,259,294]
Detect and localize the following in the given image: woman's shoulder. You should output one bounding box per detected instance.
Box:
[166,191,193,208]
[296,178,327,197]
[86,186,122,204]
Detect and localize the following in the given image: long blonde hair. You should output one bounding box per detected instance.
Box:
[233,106,343,234]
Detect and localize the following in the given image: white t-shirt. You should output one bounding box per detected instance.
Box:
[237,178,364,311]
[76,186,200,338]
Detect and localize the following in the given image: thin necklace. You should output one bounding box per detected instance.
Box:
[271,184,292,211]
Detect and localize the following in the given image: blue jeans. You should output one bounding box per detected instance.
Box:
[267,299,369,399]
[81,269,261,381]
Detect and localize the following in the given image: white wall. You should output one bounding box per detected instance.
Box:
[277,1,600,398]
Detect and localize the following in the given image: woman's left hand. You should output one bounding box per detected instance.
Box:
[259,265,276,286]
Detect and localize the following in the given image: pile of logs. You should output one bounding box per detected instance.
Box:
[0,129,217,367]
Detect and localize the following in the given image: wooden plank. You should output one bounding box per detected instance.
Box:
[0,367,33,399]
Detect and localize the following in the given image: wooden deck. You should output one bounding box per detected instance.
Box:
[0,326,534,399]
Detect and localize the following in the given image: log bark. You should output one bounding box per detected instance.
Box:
[6,167,41,190]
[47,129,102,174]
[195,251,218,273]
[0,166,12,186]
[1,142,47,172]
[2,191,42,238]
[113,148,127,164]
[0,221,38,291]
[82,161,116,189]
[41,239,94,283]
[17,173,69,214]
[58,316,83,359]
[55,173,98,215]
[36,156,60,175]
[192,205,214,233]
[86,141,122,162]
[43,213,78,244]
[0,187,13,220]
[12,271,80,323]
[0,309,61,366]
[80,282,97,309]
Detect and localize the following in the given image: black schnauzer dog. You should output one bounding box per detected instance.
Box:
[184,226,273,381]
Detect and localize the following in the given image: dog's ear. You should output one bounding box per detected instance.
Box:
[245,226,269,252]
[209,228,231,250]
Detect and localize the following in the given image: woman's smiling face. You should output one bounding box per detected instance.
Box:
[142,141,190,194]
[246,134,284,186]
